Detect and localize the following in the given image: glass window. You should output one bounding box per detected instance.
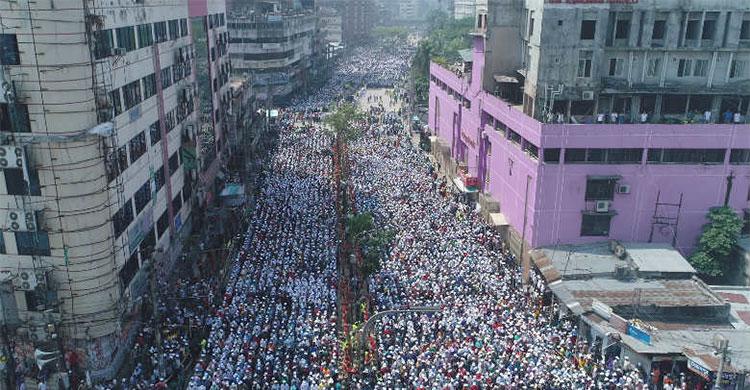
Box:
[677,59,693,77]
[15,231,51,256]
[128,131,146,163]
[4,168,27,195]
[741,20,750,40]
[116,26,136,52]
[543,148,560,164]
[161,67,173,89]
[648,148,726,164]
[122,80,142,110]
[142,74,157,100]
[154,165,165,192]
[580,20,596,40]
[577,50,592,78]
[111,89,123,117]
[172,192,182,213]
[585,178,617,201]
[693,59,709,77]
[154,22,168,43]
[149,120,161,145]
[646,58,661,77]
[180,19,189,37]
[119,250,140,290]
[652,20,666,40]
[0,34,20,65]
[615,19,630,39]
[729,149,750,164]
[134,179,152,214]
[0,233,5,254]
[730,60,747,79]
[581,214,612,236]
[565,148,587,163]
[169,20,180,40]
[169,151,179,176]
[157,210,169,237]
[137,24,153,48]
[93,29,114,59]
[113,199,134,238]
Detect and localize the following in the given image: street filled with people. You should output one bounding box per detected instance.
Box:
[178,38,654,389]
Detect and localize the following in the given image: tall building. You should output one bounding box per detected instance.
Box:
[0,0,202,381]
[189,0,233,208]
[228,1,319,104]
[428,0,750,262]
[453,0,478,20]
[341,0,375,44]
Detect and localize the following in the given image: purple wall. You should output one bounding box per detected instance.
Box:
[428,37,750,255]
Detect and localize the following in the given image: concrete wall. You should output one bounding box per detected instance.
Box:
[429,35,750,256]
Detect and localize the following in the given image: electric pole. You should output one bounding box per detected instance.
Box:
[713,334,729,390]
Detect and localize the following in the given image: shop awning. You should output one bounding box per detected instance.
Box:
[488,212,509,227]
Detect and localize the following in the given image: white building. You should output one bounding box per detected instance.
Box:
[454,0,478,20]
[0,0,200,381]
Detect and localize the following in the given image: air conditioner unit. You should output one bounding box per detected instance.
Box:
[6,210,36,232]
[582,91,595,101]
[617,184,631,194]
[15,271,38,291]
[595,200,610,213]
[0,146,25,169]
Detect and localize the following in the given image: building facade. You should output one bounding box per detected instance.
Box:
[189,0,233,208]
[341,0,375,44]
[228,5,318,104]
[0,0,200,381]
[453,0,478,20]
[428,0,750,261]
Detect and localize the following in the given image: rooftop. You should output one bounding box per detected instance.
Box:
[712,286,750,330]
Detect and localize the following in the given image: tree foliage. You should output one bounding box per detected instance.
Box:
[324,102,365,142]
[689,206,743,277]
[410,11,474,104]
[346,212,395,278]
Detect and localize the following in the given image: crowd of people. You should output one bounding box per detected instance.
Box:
[182,37,653,389]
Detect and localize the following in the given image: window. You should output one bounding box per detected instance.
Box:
[693,59,709,77]
[134,180,152,214]
[685,18,700,41]
[119,251,139,289]
[137,24,153,48]
[615,19,630,40]
[581,214,613,237]
[161,67,173,89]
[608,58,624,76]
[729,149,750,164]
[172,192,182,214]
[565,148,587,163]
[180,19,189,37]
[0,103,31,133]
[116,26,136,52]
[15,231,51,256]
[169,20,180,40]
[113,199,134,238]
[652,20,666,41]
[122,80,142,110]
[219,13,225,26]
[702,19,716,40]
[93,29,114,59]
[139,228,156,259]
[0,233,5,254]
[157,210,169,237]
[149,120,161,145]
[508,129,522,145]
[647,148,726,164]
[677,59,693,77]
[142,74,156,100]
[730,60,747,79]
[0,34,20,65]
[523,142,539,159]
[580,20,596,40]
[4,168,27,195]
[168,151,179,176]
[577,50,593,78]
[585,178,617,201]
[741,20,750,40]
[646,58,661,77]
[153,22,167,43]
[128,131,146,163]
[154,165,165,192]
[543,148,560,164]
[111,89,123,117]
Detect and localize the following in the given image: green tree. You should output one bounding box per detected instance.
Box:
[324,102,365,143]
[689,206,744,277]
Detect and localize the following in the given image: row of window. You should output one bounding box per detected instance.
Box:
[233,50,295,61]
[113,151,181,239]
[0,230,51,256]
[208,13,226,30]
[485,114,540,160]
[430,76,472,109]
[93,19,189,59]
[227,31,311,44]
[540,148,750,165]
[571,12,750,48]
[577,51,747,80]
[107,61,191,121]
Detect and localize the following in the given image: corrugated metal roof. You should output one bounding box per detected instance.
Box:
[625,242,695,274]
[565,278,724,309]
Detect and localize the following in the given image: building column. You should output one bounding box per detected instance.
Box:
[654,94,663,120]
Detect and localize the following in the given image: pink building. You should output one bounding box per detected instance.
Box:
[429,36,750,256]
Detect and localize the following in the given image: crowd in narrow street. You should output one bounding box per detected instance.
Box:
[180,39,652,389]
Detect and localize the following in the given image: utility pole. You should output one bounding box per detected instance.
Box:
[713,334,729,390]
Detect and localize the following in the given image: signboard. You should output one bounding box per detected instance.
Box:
[128,208,153,253]
[626,323,651,345]
[687,358,711,381]
[174,213,183,232]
